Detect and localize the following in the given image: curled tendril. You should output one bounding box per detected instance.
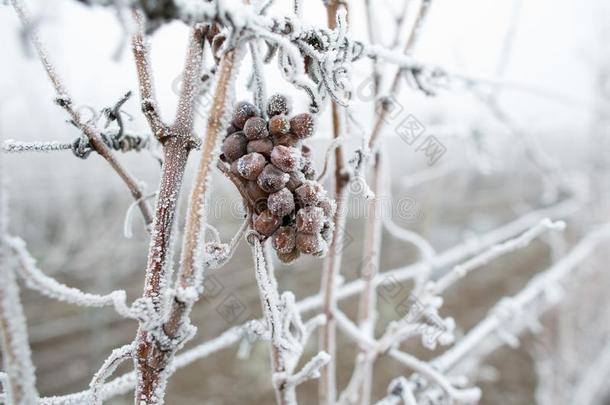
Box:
[72,132,149,159]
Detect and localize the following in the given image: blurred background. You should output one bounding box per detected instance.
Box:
[1,0,609,403]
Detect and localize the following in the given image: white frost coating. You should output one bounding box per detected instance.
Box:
[388,350,481,404]
[0,249,39,404]
[373,377,417,405]
[2,140,72,153]
[431,218,566,294]
[334,309,478,403]
[89,343,134,405]
[123,192,157,238]
[32,200,581,403]
[433,223,610,373]
[249,237,329,404]
[6,236,140,320]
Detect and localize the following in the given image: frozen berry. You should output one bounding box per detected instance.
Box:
[295,181,324,206]
[271,145,302,173]
[277,248,300,264]
[257,164,290,193]
[230,160,240,176]
[253,210,281,237]
[236,152,266,180]
[272,226,296,254]
[232,101,258,129]
[301,144,311,158]
[247,138,274,157]
[266,94,291,117]
[321,222,334,243]
[302,164,316,180]
[296,206,325,234]
[286,170,306,192]
[317,197,336,218]
[296,232,325,254]
[290,113,315,139]
[269,115,290,136]
[243,116,269,140]
[246,181,268,212]
[273,132,300,147]
[226,124,239,135]
[222,131,247,162]
[268,188,295,217]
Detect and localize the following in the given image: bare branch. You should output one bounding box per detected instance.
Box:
[12,0,154,228]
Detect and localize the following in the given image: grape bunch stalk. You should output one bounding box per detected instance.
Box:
[221,94,336,263]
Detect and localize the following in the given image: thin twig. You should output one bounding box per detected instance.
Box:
[12,0,154,227]
[318,2,350,403]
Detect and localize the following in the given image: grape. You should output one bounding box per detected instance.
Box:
[272,226,296,254]
[230,160,240,177]
[222,131,247,162]
[236,152,266,180]
[272,132,300,147]
[257,164,290,193]
[286,170,306,192]
[268,188,295,217]
[226,124,239,135]
[296,206,325,234]
[321,222,334,243]
[231,101,258,129]
[290,113,315,139]
[253,210,281,237]
[295,180,324,206]
[271,145,302,173]
[295,232,325,254]
[266,94,291,117]
[276,248,300,264]
[243,116,269,140]
[317,196,336,218]
[269,114,290,136]
[247,138,274,157]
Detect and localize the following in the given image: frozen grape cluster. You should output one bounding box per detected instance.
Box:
[221,94,336,263]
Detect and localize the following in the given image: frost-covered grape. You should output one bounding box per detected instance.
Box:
[286,170,306,192]
[273,132,300,147]
[270,145,302,173]
[290,113,315,139]
[301,144,312,160]
[268,188,295,217]
[226,124,239,135]
[222,131,247,162]
[296,206,325,234]
[253,210,281,237]
[266,94,291,117]
[257,164,290,193]
[243,116,269,140]
[276,248,300,264]
[317,196,336,219]
[296,232,326,254]
[321,222,334,243]
[246,181,269,212]
[272,226,296,254]
[230,160,240,177]
[247,138,274,157]
[232,101,258,129]
[295,180,324,206]
[269,114,290,136]
[236,152,266,180]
